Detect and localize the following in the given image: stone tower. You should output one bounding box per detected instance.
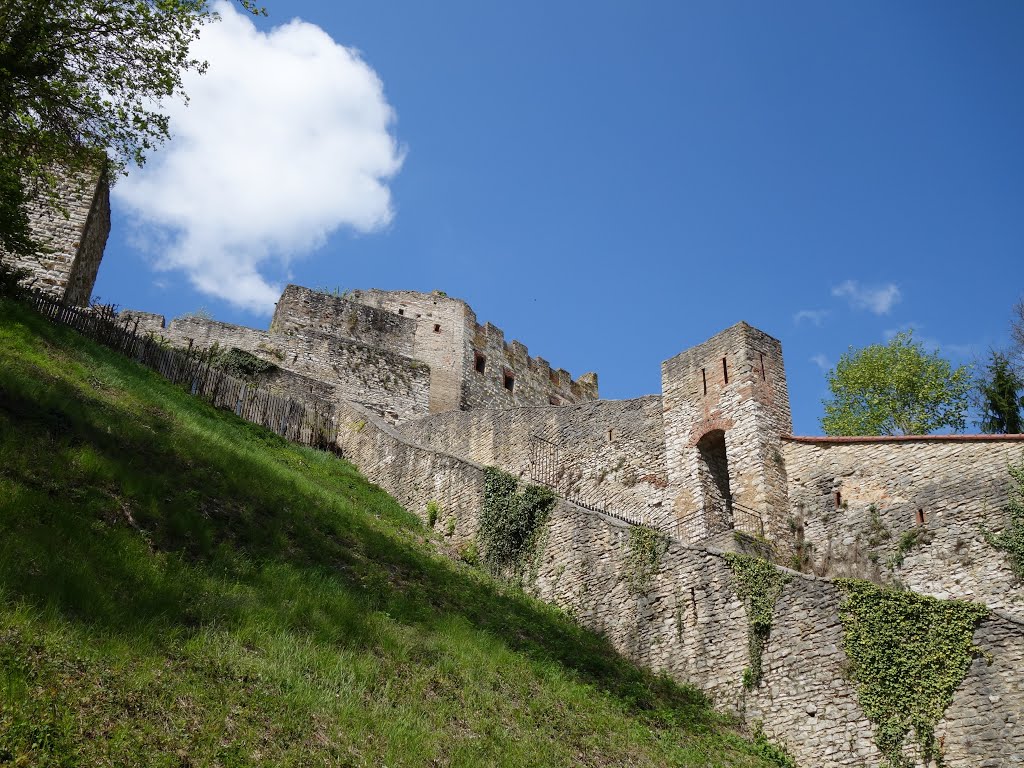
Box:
[660,322,792,544]
[1,169,111,306]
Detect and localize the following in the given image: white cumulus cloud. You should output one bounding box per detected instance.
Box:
[114,2,404,311]
[831,280,902,315]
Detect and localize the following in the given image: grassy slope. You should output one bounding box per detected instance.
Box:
[0,299,777,768]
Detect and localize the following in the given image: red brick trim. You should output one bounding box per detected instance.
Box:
[785,434,1024,444]
[690,418,735,446]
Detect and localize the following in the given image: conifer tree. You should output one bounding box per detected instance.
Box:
[977,351,1024,434]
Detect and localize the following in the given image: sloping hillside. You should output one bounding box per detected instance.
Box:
[0,298,785,767]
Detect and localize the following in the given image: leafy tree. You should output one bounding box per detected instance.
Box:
[976,351,1023,434]
[0,0,263,257]
[821,330,971,436]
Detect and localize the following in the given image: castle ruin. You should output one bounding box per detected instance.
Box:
[6,174,1024,767]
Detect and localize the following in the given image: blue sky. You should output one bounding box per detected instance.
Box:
[94,1,1024,435]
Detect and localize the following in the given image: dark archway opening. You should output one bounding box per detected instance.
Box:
[696,429,733,533]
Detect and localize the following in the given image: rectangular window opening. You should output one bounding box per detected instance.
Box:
[701,368,707,395]
[759,353,766,381]
[474,353,486,374]
[433,323,441,333]
[722,357,729,385]
[835,491,842,508]
[916,509,926,526]
[503,371,515,392]
[398,308,405,316]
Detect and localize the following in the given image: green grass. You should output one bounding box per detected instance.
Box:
[0,298,779,767]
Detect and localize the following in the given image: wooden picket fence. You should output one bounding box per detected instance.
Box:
[21,289,339,451]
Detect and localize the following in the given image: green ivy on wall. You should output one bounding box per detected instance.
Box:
[213,347,278,382]
[722,553,791,690]
[986,460,1024,580]
[478,466,556,577]
[835,579,989,768]
[624,526,669,594]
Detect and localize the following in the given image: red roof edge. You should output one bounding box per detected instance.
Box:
[784,434,1024,444]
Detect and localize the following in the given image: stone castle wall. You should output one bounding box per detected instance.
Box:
[351,288,469,413]
[343,288,600,412]
[462,318,599,411]
[400,396,669,524]
[270,285,417,358]
[2,169,110,306]
[332,398,1024,768]
[782,435,1024,622]
[121,311,430,424]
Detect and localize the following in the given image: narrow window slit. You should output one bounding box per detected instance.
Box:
[916,509,926,525]
[701,368,707,395]
[722,357,728,384]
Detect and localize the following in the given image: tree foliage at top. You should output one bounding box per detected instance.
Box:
[820,331,971,436]
[0,0,262,257]
[976,350,1023,434]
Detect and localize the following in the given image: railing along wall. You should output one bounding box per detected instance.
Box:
[17,289,339,451]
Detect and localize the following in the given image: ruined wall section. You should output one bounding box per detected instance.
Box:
[270,285,417,357]
[352,289,469,413]
[119,312,430,423]
[352,289,599,412]
[783,435,1024,621]
[400,396,669,525]
[332,399,1024,768]
[2,170,110,306]
[662,322,792,544]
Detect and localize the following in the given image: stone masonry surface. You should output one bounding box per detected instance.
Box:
[120,311,430,424]
[662,322,793,544]
[347,288,599,412]
[400,396,669,525]
[783,435,1024,622]
[333,398,1024,768]
[1,169,110,306]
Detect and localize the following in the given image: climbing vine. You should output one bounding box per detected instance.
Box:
[835,579,989,768]
[623,526,668,594]
[477,466,556,577]
[722,553,791,690]
[986,460,1024,580]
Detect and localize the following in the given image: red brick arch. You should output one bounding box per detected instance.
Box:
[689,418,735,447]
